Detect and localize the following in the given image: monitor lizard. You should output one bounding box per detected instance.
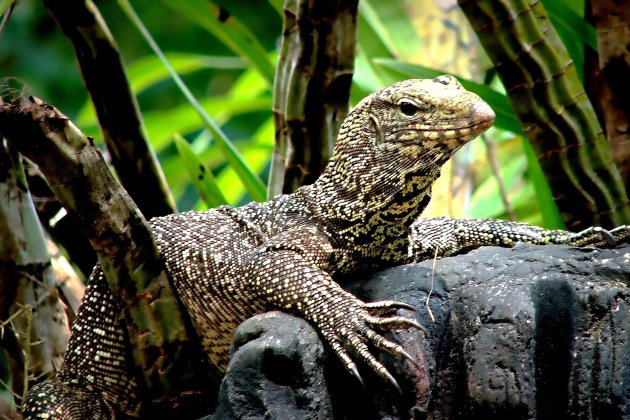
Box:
[23,76,629,418]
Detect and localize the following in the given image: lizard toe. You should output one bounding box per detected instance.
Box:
[322,330,366,387]
[363,328,422,369]
[364,300,416,315]
[366,314,429,336]
[568,226,616,247]
[349,338,402,394]
[611,225,630,244]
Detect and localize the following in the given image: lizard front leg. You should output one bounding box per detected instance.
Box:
[410,216,630,261]
[242,222,425,390]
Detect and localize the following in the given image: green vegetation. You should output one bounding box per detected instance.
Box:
[2,0,615,228]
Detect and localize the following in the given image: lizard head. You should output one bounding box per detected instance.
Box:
[365,75,495,165]
[323,76,495,187]
[307,76,495,231]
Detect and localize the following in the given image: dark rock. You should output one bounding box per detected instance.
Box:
[211,244,630,419]
[207,312,333,419]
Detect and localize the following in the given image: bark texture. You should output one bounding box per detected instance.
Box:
[44,0,176,219]
[269,0,358,195]
[459,0,630,230]
[0,97,212,415]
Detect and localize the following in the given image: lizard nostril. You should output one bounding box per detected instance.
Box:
[433,76,450,86]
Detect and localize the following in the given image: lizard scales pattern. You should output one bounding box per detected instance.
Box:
[24,76,629,418]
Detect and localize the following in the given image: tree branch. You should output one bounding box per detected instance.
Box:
[269,0,358,195]
[43,0,177,219]
[0,96,213,412]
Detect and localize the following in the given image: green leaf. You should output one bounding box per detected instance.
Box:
[351,51,390,101]
[357,7,393,60]
[354,0,422,97]
[215,119,274,205]
[542,0,597,51]
[143,96,272,151]
[118,0,267,202]
[468,154,526,218]
[359,0,423,60]
[0,0,15,16]
[227,66,270,101]
[160,0,275,88]
[76,52,247,128]
[266,0,283,16]
[174,134,228,208]
[521,137,566,229]
[374,59,524,134]
[541,0,594,80]
[127,53,246,94]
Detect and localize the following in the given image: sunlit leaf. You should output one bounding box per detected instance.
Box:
[216,119,274,205]
[0,0,15,16]
[468,154,525,218]
[227,66,270,100]
[173,133,228,208]
[75,52,246,128]
[118,0,267,201]
[143,96,272,151]
[522,138,566,229]
[160,0,275,88]
[359,0,423,60]
[127,53,246,94]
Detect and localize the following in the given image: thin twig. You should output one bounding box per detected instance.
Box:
[425,246,439,323]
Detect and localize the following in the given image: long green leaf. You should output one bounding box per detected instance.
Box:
[468,153,525,218]
[374,59,523,134]
[359,0,423,60]
[160,0,275,88]
[143,97,271,151]
[542,0,597,51]
[174,134,228,208]
[215,119,275,205]
[352,7,396,101]
[76,53,247,128]
[541,0,594,80]
[127,53,246,94]
[266,0,283,16]
[521,137,566,229]
[0,0,15,16]
[118,0,267,202]
[357,7,394,60]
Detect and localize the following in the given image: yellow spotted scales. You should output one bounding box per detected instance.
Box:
[24,77,630,418]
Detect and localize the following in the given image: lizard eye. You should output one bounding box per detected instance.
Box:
[399,101,419,116]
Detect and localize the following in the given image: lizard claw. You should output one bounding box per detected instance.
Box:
[313,297,426,392]
[382,368,403,395]
[594,227,616,246]
[366,313,429,337]
[364,300,417,315]
[349,362,366,388]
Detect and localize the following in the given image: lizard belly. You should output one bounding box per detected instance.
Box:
[153,210,265,373]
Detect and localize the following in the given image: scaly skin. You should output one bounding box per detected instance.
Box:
[24,76,629,418]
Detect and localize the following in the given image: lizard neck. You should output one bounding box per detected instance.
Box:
[299,100,443,255]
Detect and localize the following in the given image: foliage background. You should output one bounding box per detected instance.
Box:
[1,0,557,225]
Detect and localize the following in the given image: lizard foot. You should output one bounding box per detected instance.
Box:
[316,298,426,393]
[565,225,630,247]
